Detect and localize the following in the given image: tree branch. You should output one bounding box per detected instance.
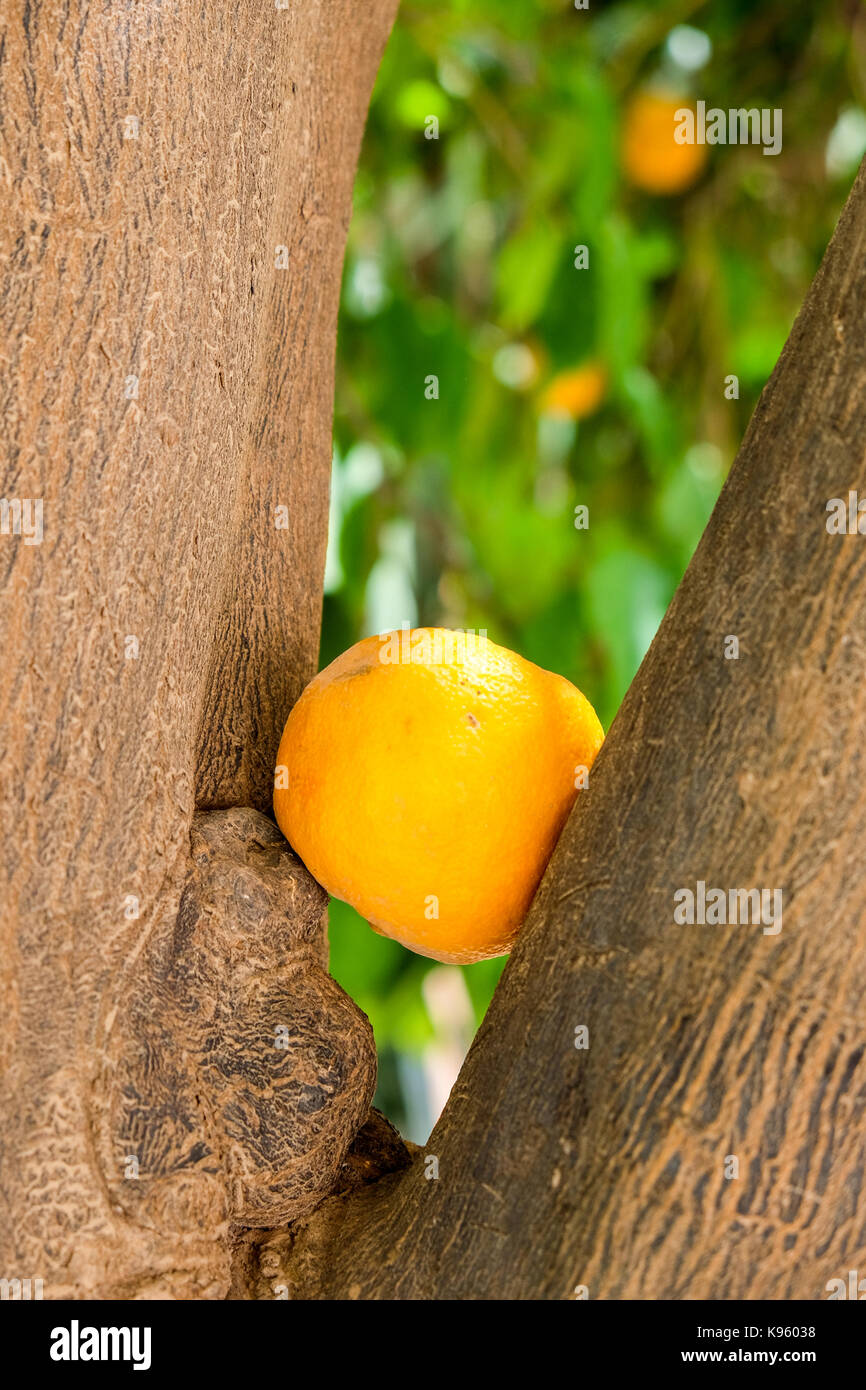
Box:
[0,0,398,1300]
[261,157,866,1301]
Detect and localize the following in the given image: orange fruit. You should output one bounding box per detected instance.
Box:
[621,91,707,195]
[541,362,607,420]
[273,628,604,963]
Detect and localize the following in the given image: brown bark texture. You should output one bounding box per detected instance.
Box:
[0,0,398,1298]
[245,158,866,1300]
[4,0,866,1307]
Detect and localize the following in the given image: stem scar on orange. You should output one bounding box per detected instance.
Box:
[274,628,604,964]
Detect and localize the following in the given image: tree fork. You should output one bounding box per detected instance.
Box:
[247,158,866,1301]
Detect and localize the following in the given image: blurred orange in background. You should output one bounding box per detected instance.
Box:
[621,91,708,195]
[541,361,607,419]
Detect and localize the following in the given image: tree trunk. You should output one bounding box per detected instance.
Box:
[6,1,866,1307]
[245,158,866,1301]
[0,0,398,1299]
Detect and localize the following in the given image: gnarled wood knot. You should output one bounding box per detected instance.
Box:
[94,807,376,1233]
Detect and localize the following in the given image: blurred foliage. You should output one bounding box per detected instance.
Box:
[323,0,866,1135]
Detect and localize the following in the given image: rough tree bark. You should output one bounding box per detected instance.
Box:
[0,0,398,1299]
[241,159,866,1300]
[4,0,865,1306]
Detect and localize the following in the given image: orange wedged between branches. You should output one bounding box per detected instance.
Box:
[274,628,604,963]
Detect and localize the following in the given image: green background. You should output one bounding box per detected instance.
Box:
[321,0,865,1140]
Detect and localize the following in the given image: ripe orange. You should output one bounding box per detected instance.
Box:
[273,628,603,963]
[621,91,707,195]
[541,362,607,420]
